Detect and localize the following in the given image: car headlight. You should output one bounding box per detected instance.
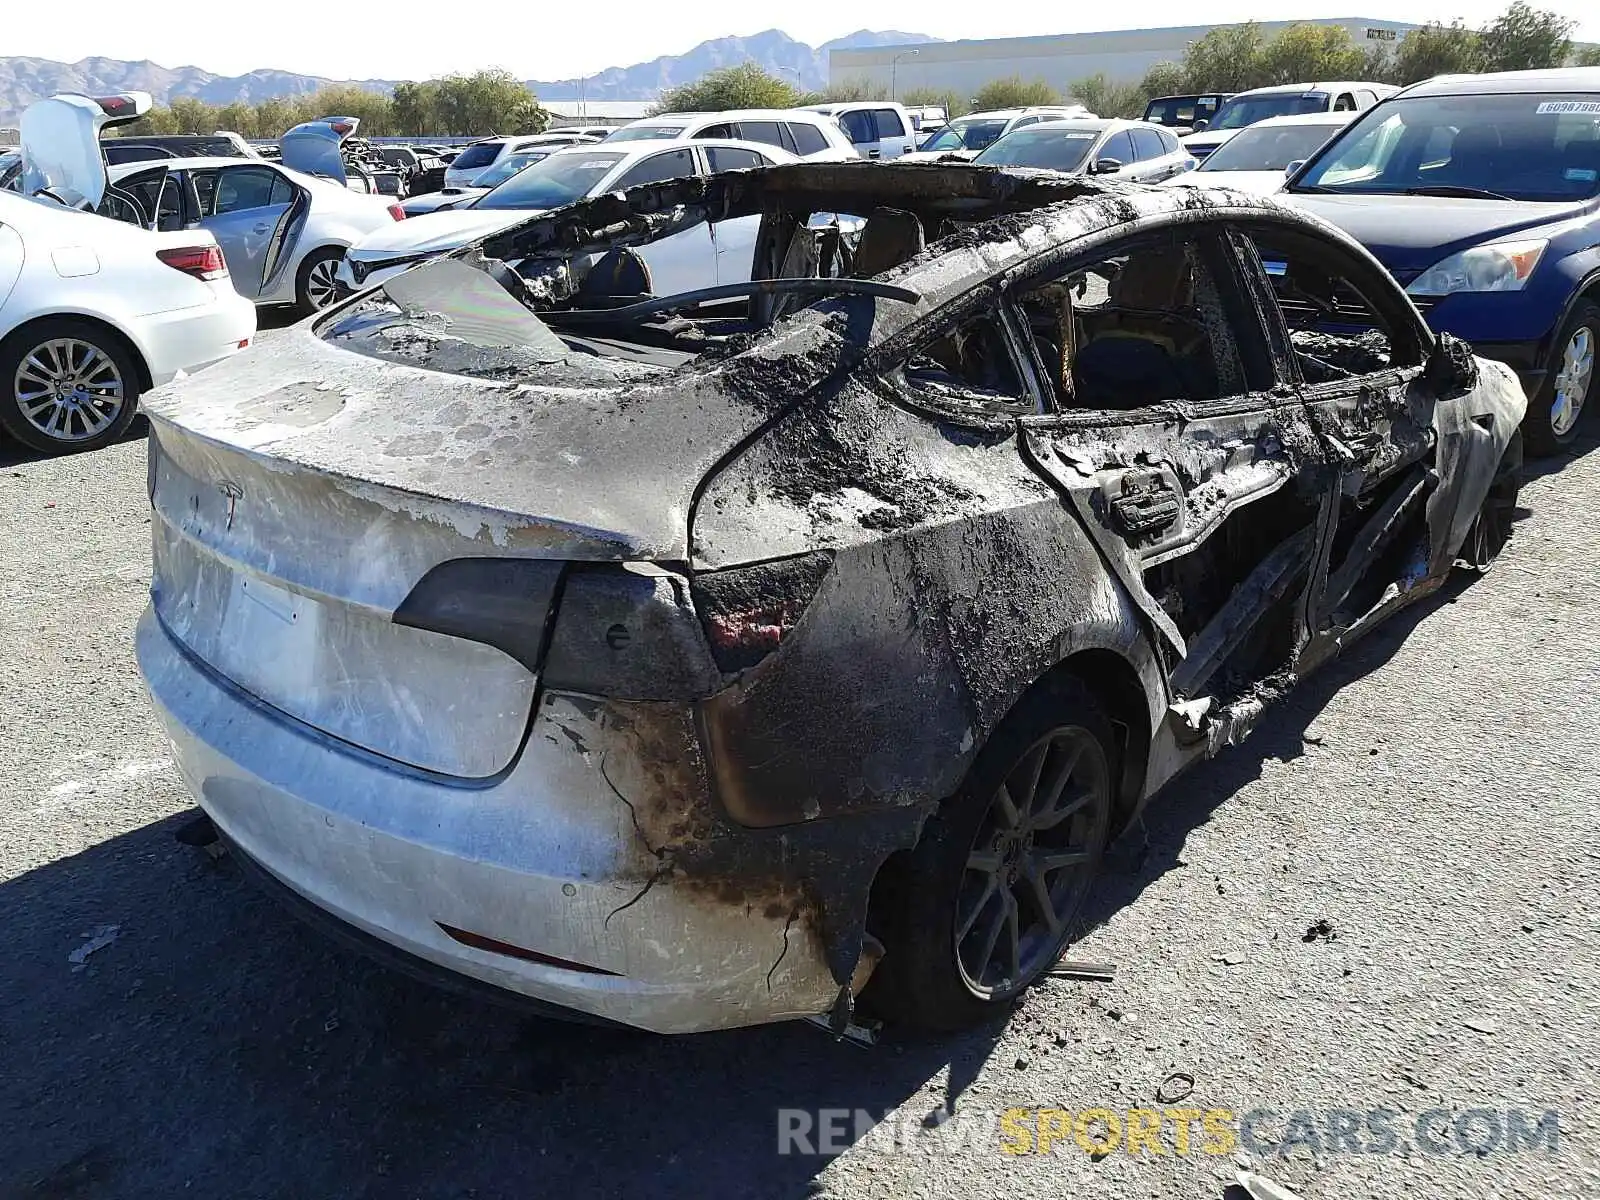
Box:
[1406,239,1546,297]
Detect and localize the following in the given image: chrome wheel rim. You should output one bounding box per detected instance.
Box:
[955,727,1110,998]
[1551,326,1593,437]
[306,256,341,309]
[13,337,126,443]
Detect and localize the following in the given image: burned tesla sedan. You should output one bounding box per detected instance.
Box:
[136,163,1525,1034]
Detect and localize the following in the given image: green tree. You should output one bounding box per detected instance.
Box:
[971,76,1061,111]
[391,81,442,135]
[432,69,544,135]
[1182,22,1270,91]
[654,63,802,114]
[1258,24,1371,85]
[1573,45,1600,67]
[1069,72,1147,119]
[1477,1,1573,72]
[1389,20,1482,82]
[1139,62,1189,99]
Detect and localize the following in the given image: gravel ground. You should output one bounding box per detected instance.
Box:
[3,331,1598,1198]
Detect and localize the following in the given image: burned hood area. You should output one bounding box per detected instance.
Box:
[138,161,1526,1033]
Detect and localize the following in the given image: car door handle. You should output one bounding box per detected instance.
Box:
[252,223,271,234]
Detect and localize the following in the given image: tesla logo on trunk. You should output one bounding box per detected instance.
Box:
[218,482,243,530]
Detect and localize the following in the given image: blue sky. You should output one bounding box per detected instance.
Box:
[9,2,1597,82]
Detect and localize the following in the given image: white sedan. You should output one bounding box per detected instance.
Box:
[339,139,798,297]
[1167,111,1356,196]
[20,93,404,315]
[0,189,255,455]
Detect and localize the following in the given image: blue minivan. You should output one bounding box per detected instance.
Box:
[1283,68,1600,455]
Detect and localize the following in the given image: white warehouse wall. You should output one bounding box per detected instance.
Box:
[829,19,1420,100]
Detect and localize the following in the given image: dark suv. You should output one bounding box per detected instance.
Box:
[1285,68,1600,455]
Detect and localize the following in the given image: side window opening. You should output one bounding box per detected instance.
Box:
[894,307,1029,413]
[1012,230,1252,412]
[789,122,828,155]
[1240,229,1423,382]
[873,108,906,140]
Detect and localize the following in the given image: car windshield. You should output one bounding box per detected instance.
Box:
[922,118,1010,152]
[1294,93,1600,202]
[1198,122,1342,172]
[972,126,1099,171]
[473,151,549,188]
[1144,96,1224,126]
[1209,93,1328,131]
[605,125,685,142]
[475,151,624,210]
[451,141,504,171]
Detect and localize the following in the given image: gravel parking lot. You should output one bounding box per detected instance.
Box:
[4,321,1599,1199]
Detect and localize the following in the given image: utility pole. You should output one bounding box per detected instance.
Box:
[890,49,920,101]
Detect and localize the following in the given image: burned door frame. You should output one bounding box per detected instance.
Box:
[1003,218,1337,751]
[1228,219,1445,659]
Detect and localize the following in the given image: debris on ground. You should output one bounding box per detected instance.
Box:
[1221,951,1248,966]
[1462,1016,1499,1035]
[1302,919,1338,943]
[67,925,121,971]
[1049,959,1116,981]
[1235,1170,1305,1200]
[1157,1071,1196,1102]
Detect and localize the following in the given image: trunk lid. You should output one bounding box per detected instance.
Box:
[143,262,827,776]
[20,91,152,209]
[280,117,358,185]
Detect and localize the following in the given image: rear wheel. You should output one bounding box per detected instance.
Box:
[295,248,345,316]
[0,319,142,455]
[864,676,1116,1031]
[1524,301,1598,457]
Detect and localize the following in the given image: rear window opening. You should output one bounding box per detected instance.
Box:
[451,141,505,171]
[325,165,1125,376]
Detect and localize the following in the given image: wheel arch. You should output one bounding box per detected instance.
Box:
[0,310,153,393]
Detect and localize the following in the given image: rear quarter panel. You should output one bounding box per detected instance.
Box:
[692,376,1166,830]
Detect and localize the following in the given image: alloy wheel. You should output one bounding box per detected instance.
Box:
[1551,326,1593,437]
[954,726,1110,998]
[305,256,341,310]
[13,337,127,444]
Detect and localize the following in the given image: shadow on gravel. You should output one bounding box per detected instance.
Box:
[1081,566,1478,940]
[0,414,148,469]
[0,809,993,1200]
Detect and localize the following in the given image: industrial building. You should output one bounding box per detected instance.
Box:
[828,19,1422,99]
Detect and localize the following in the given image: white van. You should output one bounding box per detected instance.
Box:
[603,110,856,161]
[799,102,918,159]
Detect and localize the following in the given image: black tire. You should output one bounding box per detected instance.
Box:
[0,318,143,456]
[1458,429,1523,570]
[863,674,1117,1032]
[1523,300,1598,457]
[294,247,345,316]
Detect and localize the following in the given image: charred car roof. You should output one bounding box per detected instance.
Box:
[475,161,1314,268]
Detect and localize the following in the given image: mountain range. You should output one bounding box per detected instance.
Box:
[0,30,939,122]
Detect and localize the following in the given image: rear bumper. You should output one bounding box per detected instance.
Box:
[136,291,257,386]
[136,606,839,1034]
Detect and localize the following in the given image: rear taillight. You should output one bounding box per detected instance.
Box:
[387,204,406,221]
[691,552,833,673]
[156,245,228,281]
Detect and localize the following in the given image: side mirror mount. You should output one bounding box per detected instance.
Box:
[1285,159,1306,178]
[1091,157,1124,176]
[1423,332,1480,400]
[1192,118,1209,132]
